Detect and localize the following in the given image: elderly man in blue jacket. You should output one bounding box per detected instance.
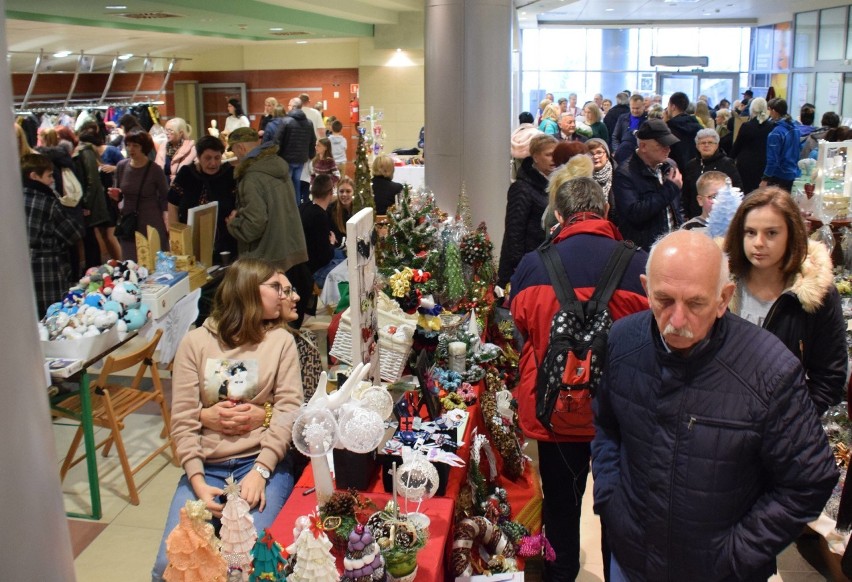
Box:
[592,230,837,582]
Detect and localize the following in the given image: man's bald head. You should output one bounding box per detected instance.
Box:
[641,231,734,352]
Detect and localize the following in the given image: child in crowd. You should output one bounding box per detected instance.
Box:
[21,153,85,316]
[311,137,340,186]
[329,120,348,177]
[681,170,727,232]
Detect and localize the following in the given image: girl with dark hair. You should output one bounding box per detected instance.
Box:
[151,258,302,580]
[724,186,846,415]
[224,98,250,138]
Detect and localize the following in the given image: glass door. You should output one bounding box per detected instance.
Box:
[658,73,739,108]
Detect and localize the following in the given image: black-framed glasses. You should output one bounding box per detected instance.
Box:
[262,283,298,298]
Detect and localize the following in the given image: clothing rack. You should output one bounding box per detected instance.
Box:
[10,49,188,111]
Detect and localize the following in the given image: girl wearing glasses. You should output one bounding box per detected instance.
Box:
[152,258,303,580]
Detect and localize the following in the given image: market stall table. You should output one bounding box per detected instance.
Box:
[48,330,138,520]
[268,486,454,581]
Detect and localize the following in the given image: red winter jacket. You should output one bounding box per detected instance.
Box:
[509,218,649,443]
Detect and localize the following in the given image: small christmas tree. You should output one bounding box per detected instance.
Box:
[378,186,442,298]
[353,129,375,213]
[456,183,473,230]
[443,238,466,307]
[285,528,338,582]
[220,476,257,580]
[164,500,228,581]
[249,530,288,582]
[341,524,386,582]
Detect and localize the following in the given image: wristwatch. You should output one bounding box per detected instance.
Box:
[254,464,270,480]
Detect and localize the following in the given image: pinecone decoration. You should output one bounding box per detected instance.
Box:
[322,491,357,517]
[341,524,386,582]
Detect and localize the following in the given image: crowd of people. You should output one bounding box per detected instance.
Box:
[504,88,848,581]
[18,93,363,327]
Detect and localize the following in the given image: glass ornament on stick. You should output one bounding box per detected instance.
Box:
[394,448,440,529]
[706,178,743,239]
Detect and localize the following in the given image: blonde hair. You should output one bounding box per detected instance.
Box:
[371,154,395,179]
[584,103,602,124]
[541,103,561,122]
[15,124,32,157]
[166,117,192,138]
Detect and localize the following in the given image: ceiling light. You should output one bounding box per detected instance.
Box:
[269,27,283,31]
[53,50,72,58]
[118,53,134,60]
[105,4,127,8]
[387,48,415,68]
[296,41,308,44]
[605,8,614,11]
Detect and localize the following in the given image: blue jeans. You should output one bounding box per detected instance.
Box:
[151,454,294,581]
[313,248,346,288]
[288,162,304,205]
[610,555,630,582]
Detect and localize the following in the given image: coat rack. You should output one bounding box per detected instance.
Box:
[10,50,189,112]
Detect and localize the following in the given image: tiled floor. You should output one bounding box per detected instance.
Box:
[58,317,844,581]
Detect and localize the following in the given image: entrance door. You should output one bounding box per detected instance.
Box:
[658,73,739,108]
[198,83,248,136]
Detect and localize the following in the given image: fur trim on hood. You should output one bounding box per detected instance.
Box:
[787,239,834,313]
[729,239,834,314]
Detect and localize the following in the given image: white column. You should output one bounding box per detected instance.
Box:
[425,0,512,254]
[0,5,77,578]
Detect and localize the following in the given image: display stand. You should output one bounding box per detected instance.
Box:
[345,208,381,384]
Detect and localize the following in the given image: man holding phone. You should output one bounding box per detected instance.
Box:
[613,119,685,249]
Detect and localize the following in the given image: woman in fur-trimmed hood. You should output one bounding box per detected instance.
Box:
[724,186,847,415]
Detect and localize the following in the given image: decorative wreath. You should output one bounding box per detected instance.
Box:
[450,516,516,577]
[481,369,526,480]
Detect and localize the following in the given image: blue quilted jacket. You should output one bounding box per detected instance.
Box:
[592,311,837,581]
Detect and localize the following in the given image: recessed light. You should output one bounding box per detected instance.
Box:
[296,41,308,44]
[118,53,134,60]
[105,4,127,8]
[53,50,72,58]
[269,27,283,32]
[605,8,614,11]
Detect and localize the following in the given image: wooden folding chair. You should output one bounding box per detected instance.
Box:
[55,329,176,505]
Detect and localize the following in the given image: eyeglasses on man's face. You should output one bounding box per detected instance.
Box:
[262,283,298,298]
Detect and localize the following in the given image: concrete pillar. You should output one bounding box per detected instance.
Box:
[425,0,512,257]
[0,6,77,578]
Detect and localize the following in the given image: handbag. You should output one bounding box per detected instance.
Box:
[113,161,151,241]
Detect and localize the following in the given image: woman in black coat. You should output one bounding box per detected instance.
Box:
[724,187,847,416]
[681,128,743,218]
[731,98,775,195]
[371,154,403,215]
[496,133,558,287]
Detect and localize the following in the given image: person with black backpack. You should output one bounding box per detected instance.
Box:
[509,177,648,581]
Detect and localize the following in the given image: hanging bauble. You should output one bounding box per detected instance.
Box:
[292,408,339,457]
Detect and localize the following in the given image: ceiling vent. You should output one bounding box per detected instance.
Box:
[270,31,309,37]
[116,11,183,19]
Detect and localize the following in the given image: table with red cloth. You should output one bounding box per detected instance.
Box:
[268,381,542,580]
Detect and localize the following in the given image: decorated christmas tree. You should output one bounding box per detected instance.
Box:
[353,129,375,213]
[220,476,257,580]
[285,528,338,582]
[341,524,386,582]
[164,500,228,581]
[456,183,473,230]
[378,185,442,301]
[249,530,288,582]
[459,222,497,313]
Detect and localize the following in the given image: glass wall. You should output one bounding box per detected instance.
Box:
[521,26,751,112]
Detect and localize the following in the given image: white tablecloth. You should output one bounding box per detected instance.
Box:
[393,165,425,190]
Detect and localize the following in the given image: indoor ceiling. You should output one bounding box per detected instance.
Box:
[4,0,848,73]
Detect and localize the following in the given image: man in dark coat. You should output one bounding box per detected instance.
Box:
[275,97,316,205]
[611,94,647,164]
[612,119,684,250]
[665,91,703,172]
[592,230,838,582]
[603,92,630,146]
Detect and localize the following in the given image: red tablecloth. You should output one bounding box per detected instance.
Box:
[268,486,454,581]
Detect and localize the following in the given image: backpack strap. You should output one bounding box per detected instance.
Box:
[587,241,637,315]
[538,245,584,321]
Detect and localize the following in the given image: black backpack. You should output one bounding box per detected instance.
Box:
[534,241,636,433]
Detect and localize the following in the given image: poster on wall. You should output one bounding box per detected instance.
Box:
[754,26,773,71]
[773,22,791,70]
[640,73,654,92]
